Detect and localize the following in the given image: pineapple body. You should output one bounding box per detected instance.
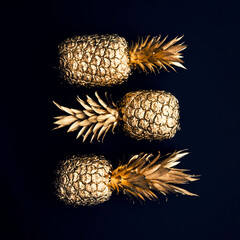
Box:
[119,90,180,141]
[58,34,131,87]
[55,155,112,206]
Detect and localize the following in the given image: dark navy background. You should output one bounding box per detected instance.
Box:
[2,0,240,239]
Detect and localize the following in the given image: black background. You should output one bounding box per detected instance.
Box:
[2,0,240,239]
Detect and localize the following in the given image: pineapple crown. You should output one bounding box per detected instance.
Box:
[129,35,187,73]
[53,92,118,142]
[110,150,198,202]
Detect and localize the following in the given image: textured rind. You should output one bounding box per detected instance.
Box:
[55,155,112,206]
[58,34,131,87]
[119,90,180,141]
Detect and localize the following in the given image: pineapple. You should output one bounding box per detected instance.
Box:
[55,155,112,206]
[53,90,180,142]
[58,34,186,87]
[55,150,198,206]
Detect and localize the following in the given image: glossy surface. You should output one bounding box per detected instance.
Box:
[120,90,180,140]
[59,34,131,87]
[55,155,112,206]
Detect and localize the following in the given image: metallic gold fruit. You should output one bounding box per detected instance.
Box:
[119,90,180,141]
[55,155,112,206]
[53,90,180,142]
[58,34,186,87]
[55,151,198,206]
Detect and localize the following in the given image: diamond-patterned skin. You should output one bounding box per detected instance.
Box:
[58,34,131,87]
[119,90,180,141]
[55,155,112,206]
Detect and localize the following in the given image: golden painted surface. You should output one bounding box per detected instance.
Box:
[119,90,180,140]
[58,34,131,87]
[55,155,112,206]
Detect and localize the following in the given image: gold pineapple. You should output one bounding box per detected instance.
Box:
[55,155,112,206]
[53,90,180,142]
[55,150,198,206]
[58,34,186,87]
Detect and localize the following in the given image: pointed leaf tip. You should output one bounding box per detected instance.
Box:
[53,101,61,109]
